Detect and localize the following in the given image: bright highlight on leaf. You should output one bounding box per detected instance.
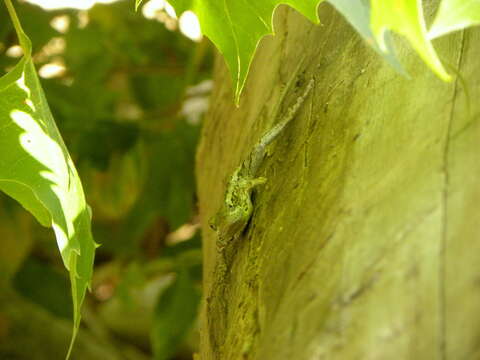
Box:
[370,0,450,81]
[1,1,96,358]
[429,0,480,39]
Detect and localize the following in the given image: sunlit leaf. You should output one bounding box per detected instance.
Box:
[167,0,322,103]
[429,0,480,39]
[370,0,450,81]
[0,17,95,359]
[328,0,407,75]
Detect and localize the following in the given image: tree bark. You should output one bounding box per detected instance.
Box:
[196,3,480,359]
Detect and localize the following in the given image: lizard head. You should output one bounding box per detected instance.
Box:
[209,201,250,241]
[209,175,267,242]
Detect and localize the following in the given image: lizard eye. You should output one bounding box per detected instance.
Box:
[208,218,217,231]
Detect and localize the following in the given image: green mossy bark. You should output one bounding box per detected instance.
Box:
[196,3,479,359]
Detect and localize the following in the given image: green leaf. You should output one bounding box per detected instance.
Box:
[151,269,200,360]
[167,0,322,103]
[135,0,143,11]
[429,0,480,39]
[370,0,451,81]
[328,0,407,76]
[0,5,95,358]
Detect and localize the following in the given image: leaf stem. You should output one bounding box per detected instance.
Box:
[3,0,28,52]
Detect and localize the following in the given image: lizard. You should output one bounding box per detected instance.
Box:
[206,66,314,355]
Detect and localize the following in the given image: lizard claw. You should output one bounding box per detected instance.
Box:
[249,177,267,188]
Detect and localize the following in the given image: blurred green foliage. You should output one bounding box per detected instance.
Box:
[0,0,211,358]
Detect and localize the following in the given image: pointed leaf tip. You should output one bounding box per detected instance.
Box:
[168,0,324,102]
[370,0,450,81]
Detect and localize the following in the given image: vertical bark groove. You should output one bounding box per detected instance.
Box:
[440,28,467,360]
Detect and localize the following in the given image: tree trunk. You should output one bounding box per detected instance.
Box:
[196,3,480,359]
